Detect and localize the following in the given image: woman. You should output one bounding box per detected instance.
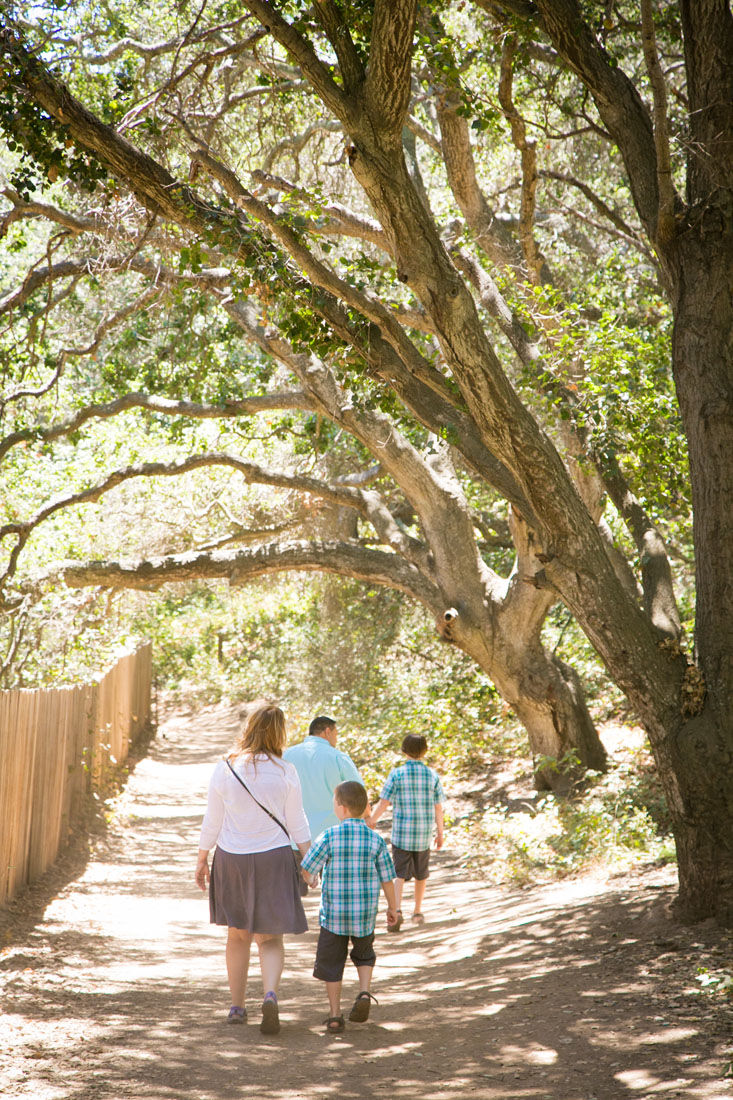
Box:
[195,701,311,1034]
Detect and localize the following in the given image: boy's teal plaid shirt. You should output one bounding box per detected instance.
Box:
[381,759,445,850]
[301,818,396,937]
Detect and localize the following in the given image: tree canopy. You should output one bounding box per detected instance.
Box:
[1,1,732,922]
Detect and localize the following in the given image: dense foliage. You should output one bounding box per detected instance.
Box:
[3,0,732,917]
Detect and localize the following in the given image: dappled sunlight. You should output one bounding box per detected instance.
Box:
[498,1043,558,1065]
[2,703,730,1100]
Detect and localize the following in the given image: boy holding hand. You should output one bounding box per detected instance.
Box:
[301,781,397,1033]
[369,734,445,929]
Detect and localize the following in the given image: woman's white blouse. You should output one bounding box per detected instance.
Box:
[199,754,311,854]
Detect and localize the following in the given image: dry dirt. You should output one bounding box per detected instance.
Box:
[1,703,732,1100]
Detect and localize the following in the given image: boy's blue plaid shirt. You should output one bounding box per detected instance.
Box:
[381,759,445,850]
[301,818,395,937]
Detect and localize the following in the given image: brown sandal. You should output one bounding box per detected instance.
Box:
[349,991,378,1023]
[324,1015,345,1033]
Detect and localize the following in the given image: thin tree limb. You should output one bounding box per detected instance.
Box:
[639,0,677,245]
[0,392,313,464]
[498,34,546,284]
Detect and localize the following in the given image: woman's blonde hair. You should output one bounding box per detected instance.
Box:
[231,700,287,761]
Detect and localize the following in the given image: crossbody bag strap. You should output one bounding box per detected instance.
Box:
[224,757,291,842]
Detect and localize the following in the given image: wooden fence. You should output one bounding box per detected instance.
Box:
[0,643,153,907]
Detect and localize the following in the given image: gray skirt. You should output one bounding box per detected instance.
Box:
[210,844,308,933]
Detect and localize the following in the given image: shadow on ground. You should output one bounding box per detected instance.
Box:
[1,703,731,1100]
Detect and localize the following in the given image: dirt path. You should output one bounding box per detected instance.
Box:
[1,704,731,1100]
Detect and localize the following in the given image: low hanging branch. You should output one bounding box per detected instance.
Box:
[0,439,434,592]
[61,538,443,609]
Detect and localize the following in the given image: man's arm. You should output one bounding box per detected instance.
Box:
[301,833,328,884]
[368,797,391,828]
[337,750,371,817]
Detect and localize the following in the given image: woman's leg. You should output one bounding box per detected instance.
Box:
[226,928,253,1006]
[254,933,284,995]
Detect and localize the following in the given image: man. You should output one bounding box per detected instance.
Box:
[284,716,366,839]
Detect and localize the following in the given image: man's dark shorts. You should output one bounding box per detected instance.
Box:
[313,927,376,983]
[392,845,430,882]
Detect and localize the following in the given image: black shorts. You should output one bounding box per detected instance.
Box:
[313,927,376,983]
[392,845,430,882]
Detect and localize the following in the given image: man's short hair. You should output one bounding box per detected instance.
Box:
[309,715,336,736]
[334,781,368,816]
[402,734,428,759]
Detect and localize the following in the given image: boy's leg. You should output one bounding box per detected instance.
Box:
[412,852,431,918]
[392,848,415,932]
[349,934,377,1021]
[326,980,343,1018]
[356,964,374,995]
[314,928,349,1026]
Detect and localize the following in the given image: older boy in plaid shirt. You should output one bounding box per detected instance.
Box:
[369,734,445,930]
[301,781,397,1033]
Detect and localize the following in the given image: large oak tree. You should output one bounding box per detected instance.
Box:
[1,1,731,921]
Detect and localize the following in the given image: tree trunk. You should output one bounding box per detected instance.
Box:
[454,617,607,793]
[673,238,733,732]
[512,650,606,793]
[657,229,733,922]
[647,705,733,925]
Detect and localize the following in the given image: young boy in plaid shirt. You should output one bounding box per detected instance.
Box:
[301,781,397,1033]
[369,734,445,930]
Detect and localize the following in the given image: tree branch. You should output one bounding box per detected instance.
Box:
[0,390,311,465]
[0,193,111,239]
[599,456,682,639]
[61,538,443,609]
[532,0,663,249]
[0,259,97,317]
[363,0,417,140]
[251,170,388,250]
[0,452,361,590]
[426,17,524,271]
[639,0,677,245]
[678,0,733,193]
[240,1,352,122]
[1,285,162,411]
[261,118,343,174]
[1,33,266,268]
[185,138,455,406]
[56,16,255,66]
[312,0,365,93]
[498,34,546,285]
[539,171,648,250]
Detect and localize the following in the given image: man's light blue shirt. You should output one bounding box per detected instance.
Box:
[283,735,363,838]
